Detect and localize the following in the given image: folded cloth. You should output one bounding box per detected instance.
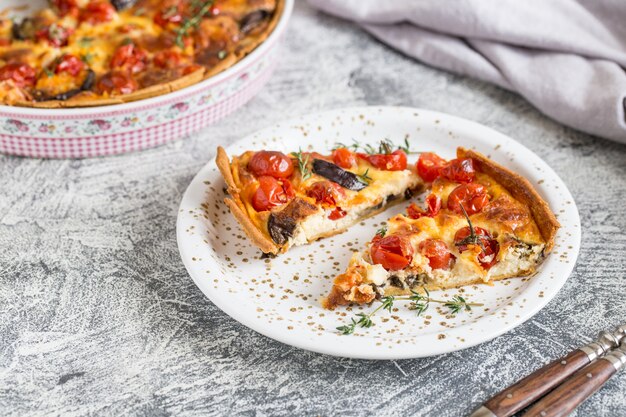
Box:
[308,0,626,143]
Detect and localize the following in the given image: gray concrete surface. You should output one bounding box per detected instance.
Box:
[1,2,625,416]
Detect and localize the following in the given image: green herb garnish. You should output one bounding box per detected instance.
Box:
[174,0,214,48]
[291,149,311,181]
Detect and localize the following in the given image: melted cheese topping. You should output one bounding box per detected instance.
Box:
[232,151,423,249]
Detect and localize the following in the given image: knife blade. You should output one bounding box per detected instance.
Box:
[469,325,626,417]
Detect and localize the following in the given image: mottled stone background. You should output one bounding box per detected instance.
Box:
[1,2,625,416]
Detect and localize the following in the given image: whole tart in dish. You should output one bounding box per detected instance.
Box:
[0,0,283,107]
[216,142,424,255]
[323,147,560,309]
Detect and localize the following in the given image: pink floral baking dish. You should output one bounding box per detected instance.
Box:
[0,0,293,159]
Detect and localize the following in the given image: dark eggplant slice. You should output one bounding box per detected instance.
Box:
[12,18,36,41]
[240,10,269,34]
[34,69,95,102]
[111,0,136,10]
[267,198,318,245]
[312,159,368,191]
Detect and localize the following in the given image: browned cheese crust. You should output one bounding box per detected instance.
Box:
[457,147,560,253]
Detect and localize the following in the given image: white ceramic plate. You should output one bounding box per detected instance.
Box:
[177,106,581,359]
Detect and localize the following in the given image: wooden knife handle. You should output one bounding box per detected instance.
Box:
[480,349,590,417]
[522,357,619,417]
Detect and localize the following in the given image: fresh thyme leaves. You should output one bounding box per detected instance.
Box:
[332,140,360,151]
[356,168,372,185]
[378,139,394,154]
[444,295,473,314]
[455,203,486,251]
[174,0,214,48]
[291,149,311,181]
[80,53,94,64]
[399,137,411,154]
[44,68,54,77]
[78,37,94,47]
[337,289,483,335]
[375,225,387,238]
[336,296,394,335]
[332,139,409,155]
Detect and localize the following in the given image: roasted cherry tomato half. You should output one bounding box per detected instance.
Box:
[370,235,414,271]
[365,149,407,171]
[332,147,357,169]
[80,1,116,24]
[154,6,184,27]
[153,49,183,69]
[96,71,138,95]
[306,181,345,206]
[419,239,455,270]
[440,158,475,183]
[55,54,85,76]
[52,0,79,17]
[447,183,489,215]
[250,176,294,212]
[328,207,347,220]
[454,226,499,269]
[0,63,36,88]
[35,24,73,47]
[407,193,441,219]
[417,152,447,182]
[110,43,148,74]
[247,151,294,179]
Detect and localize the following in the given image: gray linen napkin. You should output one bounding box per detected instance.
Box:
[308,0,626,143]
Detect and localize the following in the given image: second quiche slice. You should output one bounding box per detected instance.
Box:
[323,147,560,309]
[216,142,424,255]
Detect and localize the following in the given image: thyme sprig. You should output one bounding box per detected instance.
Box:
[336,288,483,335]
[375,225,387,238]
[337,296,394,335]
[455,203,486,251]
[290,149,311,181]
[332,138,410,155]
[357,168,372,185]
[174,0,214,48]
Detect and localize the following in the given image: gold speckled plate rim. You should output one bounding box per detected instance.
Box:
[176,106,581,360]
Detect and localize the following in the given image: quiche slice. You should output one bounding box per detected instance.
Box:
[323,147,560,309]
[216,142,424,255]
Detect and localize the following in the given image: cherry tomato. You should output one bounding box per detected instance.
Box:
[454,226,499,269]
[447,183,490,215]
[80,1,116,25]
[332,147,356,169]
[0,63,36,88]
[250,176,294,212]
[154,6,184,27]
[247,151,294,178]
[328,207,347,220]
[417,152,447,182]
[306,181,345,206]
[440,158,475,183]
[52,0,78,17]
[96,71,138,95]
[370,235,414,271]
[55,54,85,76]
[110,43,148,74]
[153,49,183,69]
[419,239,455,270]
[365,149,407,171]
[35,24,73,47]
[407,193,441,219]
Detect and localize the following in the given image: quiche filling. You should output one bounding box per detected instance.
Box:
[217,142,424,255]
[322,148,559,309]
[0,0,280,106]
